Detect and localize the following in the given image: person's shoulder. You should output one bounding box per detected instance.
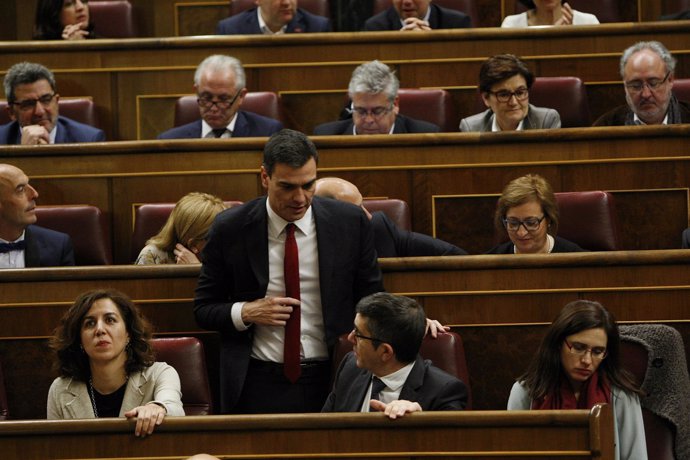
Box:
[397,114,440,133]
[422,359,463,385]
[572,10,600,25]
[486,240,512,254]
[592,105,629,126]
[460,109,491,132]
[501,12,527,27]
[158,120,202,139]
[216,9,256,34]
[144,361,179,378]
[0,120,17,143]
[57,116,105,141]
[237,110,283,135]
[135,244,173,265]
[313,195,363,216]
[553,236,586,252]
[27,224,71,243]
[363,8,396,31]
[216,196,265,224]
[313,119,351,135]
[431,3,472,28]
[294,8,331,31]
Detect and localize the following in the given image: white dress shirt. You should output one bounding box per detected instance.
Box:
[0,231,26,268]
[201,115,238,139]
[360,362,415,412]
[257,7,287,34]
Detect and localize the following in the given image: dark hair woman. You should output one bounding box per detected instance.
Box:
[34,0,95,40]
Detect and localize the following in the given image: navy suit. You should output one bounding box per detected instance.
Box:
[372,212,467,257]
[194,196,383,413]
[322,352,468,412]
[216,8,331,35]
[157,111,283,139]
[313,114,439,135]
[0,116,105,145]
[24,225,75,267]
[486,236,585,254]
[364,4,471,31]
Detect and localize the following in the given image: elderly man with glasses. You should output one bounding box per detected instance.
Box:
[594,41,690,126]
[0,62,105,145]
[313,60,440,135]
[158,55,283,139]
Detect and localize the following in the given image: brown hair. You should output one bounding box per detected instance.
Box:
[479,54,534,94]
[494,174,559,236]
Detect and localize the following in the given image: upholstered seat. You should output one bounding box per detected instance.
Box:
[35,205,112,265]
[673,79,690,103]
[174,92,282,127]
[373,0,479,27]
[89,1,137,38]
[0,98,99,128]
[529,77,591,128]
[333,331,472,409]
[151,337,214,415]
[512,0,621,23]
[555,191,620,251]
[362,198,411,231]
[398,89,459,132]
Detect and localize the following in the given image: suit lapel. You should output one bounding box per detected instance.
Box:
[392,115,408,133]
[287,10,307,33]
[313,198,335,312]
[63,379,95,419]
[428,4,440,28]
[23,226,40,267]
[385,7,401,29]
[120,371,146,417]
[398,355,425,402]
[233,111,248,137]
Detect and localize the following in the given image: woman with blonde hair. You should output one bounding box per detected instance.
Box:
[135,192,226,265]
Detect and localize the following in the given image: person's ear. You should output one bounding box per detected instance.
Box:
[379,343,395,362]
[481,92,491,109]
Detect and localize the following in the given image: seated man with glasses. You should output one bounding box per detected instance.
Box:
[460,54,561,132]
[487,174,584,254]
[0,62,105,145]
[313,60,440,135]
[594,40,690,126]
[323,292,468,418]
[158,55,283,139]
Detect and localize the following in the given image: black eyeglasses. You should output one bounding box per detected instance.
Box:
[11,93,56,111]
[352,329,381,343]
[487,87,529,103]
[564,339,607,360]
[625,71,671,94]
[349,105,393,119]
[503,215,546,233]
[197,90,242,110]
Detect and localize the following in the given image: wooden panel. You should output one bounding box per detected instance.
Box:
[176,2,229,36]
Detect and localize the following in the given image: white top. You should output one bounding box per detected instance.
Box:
[201,114,238,139]
[360,362,415,412]
[501,10,600,27]
[0,231,26,269]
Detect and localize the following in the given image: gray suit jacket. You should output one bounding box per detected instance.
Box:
[459,104,561,132]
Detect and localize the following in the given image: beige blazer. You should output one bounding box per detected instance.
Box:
[47,362,185,419]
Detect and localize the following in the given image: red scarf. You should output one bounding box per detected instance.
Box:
[531,372,611,410]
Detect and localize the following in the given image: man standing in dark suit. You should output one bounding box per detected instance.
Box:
[313,60,439,135]
[0,164,74,268]
[364,0,471,31]
[323,292,467,416]
[0,62,104,145]
[216,0,331,35]
[315,177,467,257]
[158,55,283,139]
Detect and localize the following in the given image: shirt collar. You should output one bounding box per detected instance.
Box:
[633,111,669,125]
[0,230,26,244]
[258,7,287,35]
[491,113,524,132]
[376,361,415,393]
[201,114,238,138]
[265,198,314,237]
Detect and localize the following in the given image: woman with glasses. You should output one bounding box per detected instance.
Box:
[34,0,95,40]
[501,1,599,27]
[487,174,584,254]
[135,192,226,265]
[508,300,647,460]
[460,55,561,132]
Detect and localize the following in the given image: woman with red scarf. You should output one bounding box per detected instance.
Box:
[508,300,647,460]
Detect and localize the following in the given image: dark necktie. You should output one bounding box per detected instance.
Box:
[283,223,301,383]
[212,128,227,138]
[0,241,26,253]
[369,376,386,411]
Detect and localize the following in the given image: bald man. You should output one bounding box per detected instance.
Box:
[314,177,467,257]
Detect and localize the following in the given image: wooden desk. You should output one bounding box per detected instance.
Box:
[0,408,614,460]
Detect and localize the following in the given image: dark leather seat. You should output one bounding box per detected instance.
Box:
[362,198,411,231]
[151,337,214,415]
[0,98,99,128]
[131,201,242,260]
[398,89,459,132]
[530,77,591,128]
[229,0,330,18]
[333,331,472,409]
[89,0,137,38]
[512,0,621,23]
[555,191,620,251]
[672,78,690,103]
[373,0,479,28]
[174,92,282,127]
[35,205,112,265]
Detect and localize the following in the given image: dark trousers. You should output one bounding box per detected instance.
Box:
[235,358,331,414]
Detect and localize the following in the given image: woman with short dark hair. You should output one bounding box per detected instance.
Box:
[34,0,95,40]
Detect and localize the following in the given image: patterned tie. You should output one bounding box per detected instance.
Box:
[0,241,26,253]
[369,376,386,411]
[212,128,227,138]
[283,223,301,383]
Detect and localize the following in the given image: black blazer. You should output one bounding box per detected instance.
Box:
[322,352,468,412]
[486,236,585,254]
[194,196,383,413]
[216,8,331,34]
[0,116,105,145]
[157,111,283,139]
[313,114,439,135]
[372,212,467,257]
[364,4,471,31]
[24,225,75,267]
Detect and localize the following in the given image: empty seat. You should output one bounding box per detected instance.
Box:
[89,1,137,38]
[555,191,620,251]
[512,0,621,23]
[35,205,112,265]
[0,98,99,128]
[673,79,690,103]
[151,337,214,415]
[398,89,459,132]
[362,198,411,231]
[333,331,472,409]
[373,0,479,27]
[229,0,330,17]
[529,77,591,128]
[174,92,281,128]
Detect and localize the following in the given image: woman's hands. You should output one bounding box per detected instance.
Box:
[174,243,201,264]
[61,22,89,40]
[124,403,167,437]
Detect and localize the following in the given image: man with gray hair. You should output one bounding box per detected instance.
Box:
[0,62,104,145]
[594,41,690,126]
[313,60,440,135]
[158,55,283,139]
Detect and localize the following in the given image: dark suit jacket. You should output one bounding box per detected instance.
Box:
[593,101,690,126]
[372,212,467,257]
[682,228,690,249]
[194,196,383,413]
[157,111,283,139]
[322,352,468,412]
[486,236,585,254]
[24,225,75,267]
[0,116,105,145]
[364,4,471,31]
[216,8,331,35]
[313,114,439,135]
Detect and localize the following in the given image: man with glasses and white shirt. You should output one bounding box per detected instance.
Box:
[158,55,283,139]
[313,60,439,135]
[0,62,104,145]
[594,41,690,126]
